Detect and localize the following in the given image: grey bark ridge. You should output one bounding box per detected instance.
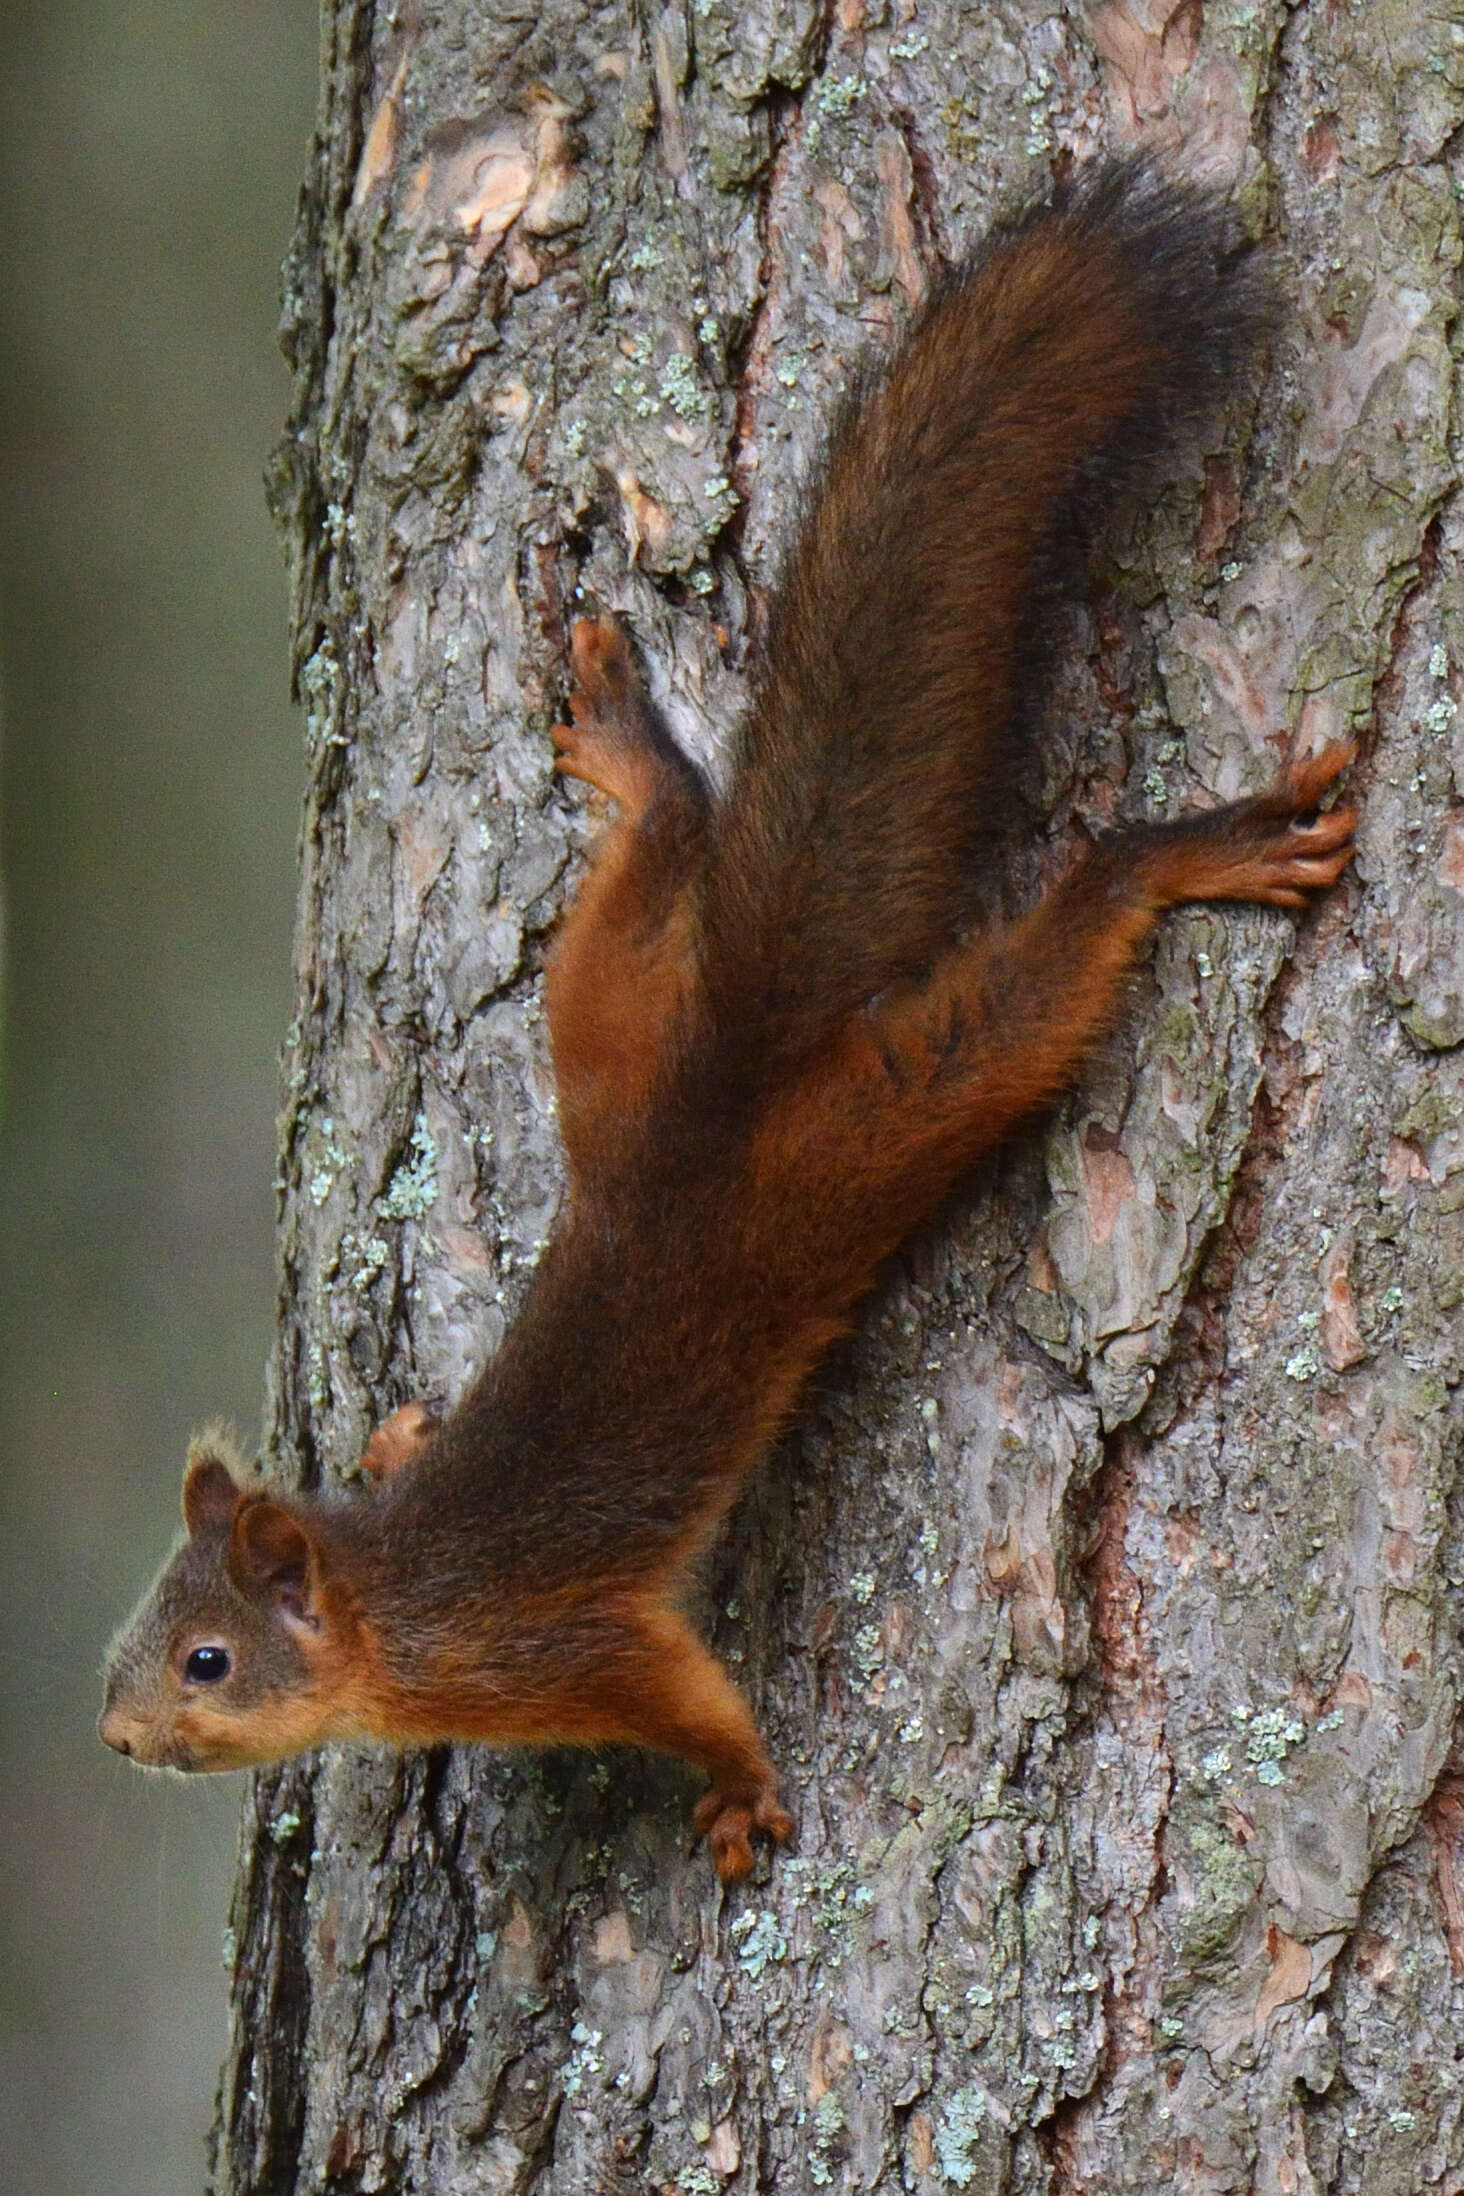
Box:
[215,3,1464,2192]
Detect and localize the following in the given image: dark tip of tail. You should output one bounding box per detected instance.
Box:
[1021,152,1280,546]
[1060,148,1280,401]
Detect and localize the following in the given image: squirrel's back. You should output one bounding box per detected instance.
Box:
[694,157,1274,1075]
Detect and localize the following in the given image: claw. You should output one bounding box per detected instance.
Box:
[551,617,664,810]
[693,1783,794,1883]
[1280,740,1358,813]
[569,614,633,692]
[1228,748,1359,908]
[1286,805,1358,851]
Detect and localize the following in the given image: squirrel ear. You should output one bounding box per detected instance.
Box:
[228,1498,323,1631]
[182,1455,241,1538]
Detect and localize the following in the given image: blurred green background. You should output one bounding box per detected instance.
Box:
[0,5,317,2191]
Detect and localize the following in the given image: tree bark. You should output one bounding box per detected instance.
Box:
[214,4,1464,2191]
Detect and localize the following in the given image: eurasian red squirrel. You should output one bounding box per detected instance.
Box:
[100,160,1356,1882]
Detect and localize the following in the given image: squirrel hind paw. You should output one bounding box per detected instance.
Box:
[568,614,632,693]
[1278,740,1358,816]
[1235,794,1358,909]
[692,1784,794,1884]
[557,618,636,750]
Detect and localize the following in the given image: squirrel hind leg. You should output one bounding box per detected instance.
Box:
[1137,741,1357,910]
[552,615,705,821]
[773,740,1358,1224]
[548,618,711,1167]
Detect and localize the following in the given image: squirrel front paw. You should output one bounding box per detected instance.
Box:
[692,1781,794,1884]
[361,1401,442,1483]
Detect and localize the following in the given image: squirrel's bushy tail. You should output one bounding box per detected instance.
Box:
[695,156,1275,1073]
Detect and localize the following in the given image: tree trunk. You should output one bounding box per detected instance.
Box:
[213,5,1464,2191]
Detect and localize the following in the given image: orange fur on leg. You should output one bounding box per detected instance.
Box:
[581,1601,793,1883]
[736,742,1358,1296]
[547,619,711,1174]
[877,739,1358,1152]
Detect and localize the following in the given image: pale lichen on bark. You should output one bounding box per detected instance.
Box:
[212,3,1464,2192]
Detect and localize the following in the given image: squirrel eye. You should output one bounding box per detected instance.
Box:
[184,1645,231,1684]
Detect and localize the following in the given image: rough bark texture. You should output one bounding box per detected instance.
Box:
[213,4,1464,2192]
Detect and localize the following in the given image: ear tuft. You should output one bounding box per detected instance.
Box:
[186,1419,250,1477]
[182,1455,241,1538]
[228,1497,320,1616]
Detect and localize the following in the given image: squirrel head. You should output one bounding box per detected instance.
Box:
[99,1431,370,1773]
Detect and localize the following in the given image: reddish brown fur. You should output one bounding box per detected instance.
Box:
[547,618,709,1177]
[361,1400,441,1481]
[101,163,1356,1881]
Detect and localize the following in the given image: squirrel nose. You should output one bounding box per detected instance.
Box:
[98,1706,135,1756]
